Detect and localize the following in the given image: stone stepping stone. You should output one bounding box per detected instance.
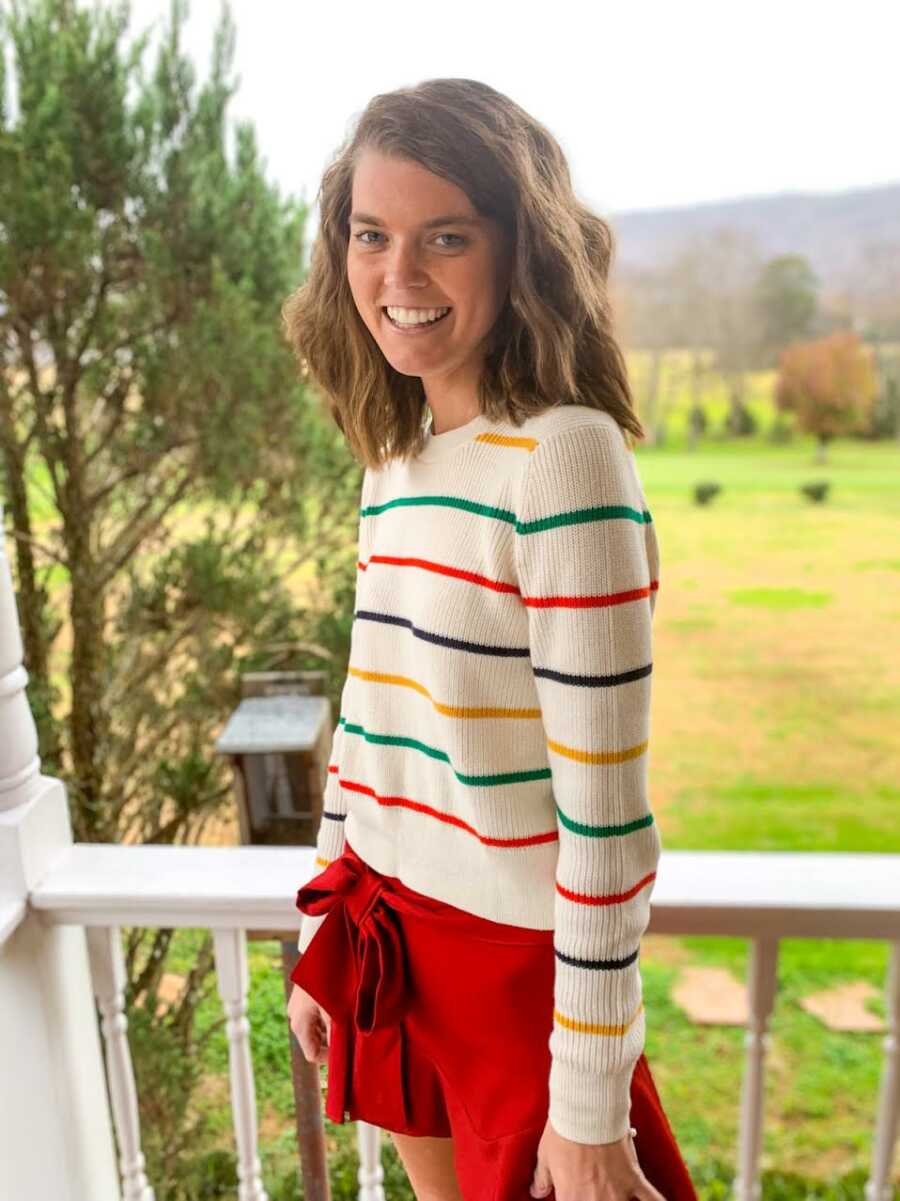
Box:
[671,965,747,1025]
[799,980,886,1031]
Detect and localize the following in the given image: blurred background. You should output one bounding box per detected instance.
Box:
[1,1,898,1198]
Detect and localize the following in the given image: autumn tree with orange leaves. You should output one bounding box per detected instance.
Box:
[775,331,878,463]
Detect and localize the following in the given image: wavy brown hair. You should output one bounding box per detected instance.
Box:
[281,77,644,469]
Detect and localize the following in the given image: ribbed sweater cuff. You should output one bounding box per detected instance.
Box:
[296,911,328,956]
[548,1059,636,1145]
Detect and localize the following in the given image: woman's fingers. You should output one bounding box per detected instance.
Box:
[314,1009,329,1061]
[299,1013,326,1064]
[632,1175,667,1201]
[287,985,330,1063]
[311,1008,329,1063]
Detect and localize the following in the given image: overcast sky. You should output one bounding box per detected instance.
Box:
[127,0,899,226]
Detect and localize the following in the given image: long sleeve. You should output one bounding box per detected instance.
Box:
[513,420,662,1145]
[297,470,370,954]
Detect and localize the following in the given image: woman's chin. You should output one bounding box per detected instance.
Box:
[378,344,447,376]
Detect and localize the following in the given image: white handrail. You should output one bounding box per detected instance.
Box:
[25,842,900,937]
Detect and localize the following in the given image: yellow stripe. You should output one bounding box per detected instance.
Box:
[315,855,331,869]
[553,999,644,1036]
[475,431,540,451]
[348,665,542,720]
[547,737,649,765]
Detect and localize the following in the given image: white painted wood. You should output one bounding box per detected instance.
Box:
[355,1121,385,1201]
[87,926,155,1201]
[213,929,269,1201]
[0,505,121,1201]
[27,843,900,938]
[0,500,41,816]
[0,516,42,818]
[866,940,900,1201]
[648,850,900,938]
[28,842,320,932]
[734,937,779,1201]
[0,660,42,812]
[0,896,25,944]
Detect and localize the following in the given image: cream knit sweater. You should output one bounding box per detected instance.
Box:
[296,403,662,1145]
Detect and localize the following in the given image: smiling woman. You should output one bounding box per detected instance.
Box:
[280,77,643,469]
[281,77,697,1201]
[344,154,513,414]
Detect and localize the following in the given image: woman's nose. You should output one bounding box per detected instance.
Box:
[383,242,429,289]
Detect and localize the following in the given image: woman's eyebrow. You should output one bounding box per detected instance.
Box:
[349,211,482,229]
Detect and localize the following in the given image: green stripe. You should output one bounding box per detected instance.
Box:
[556,804,655,838]
[361,496,652,532]
[362,495,517,524]
[342,719,550,787]
[517,504,652,535]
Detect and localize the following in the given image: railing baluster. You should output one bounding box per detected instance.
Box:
[734,935,779,1201]
[86,925,156,1201]
[356,1121,386,1201]
[866,939,900,1201]
[213,928,269,1201]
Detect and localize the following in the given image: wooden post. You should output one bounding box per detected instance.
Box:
[281,939,331,1201]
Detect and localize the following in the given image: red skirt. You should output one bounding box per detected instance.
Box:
[291,838,697,1201]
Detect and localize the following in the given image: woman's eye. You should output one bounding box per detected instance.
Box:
[352,231,466,248]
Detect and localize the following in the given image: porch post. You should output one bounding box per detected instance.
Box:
[0,503,120,1201]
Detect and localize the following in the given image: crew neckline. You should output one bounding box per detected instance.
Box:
[416,411,500,463]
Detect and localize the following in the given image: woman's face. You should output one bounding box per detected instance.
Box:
[346,148,513,393]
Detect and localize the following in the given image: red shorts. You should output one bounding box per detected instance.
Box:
[291,838,697,1201]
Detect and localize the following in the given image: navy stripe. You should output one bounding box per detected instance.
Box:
[555,946,640,971]
[355,610,653,684]
[534,662,653,688]
[355,608,531,658]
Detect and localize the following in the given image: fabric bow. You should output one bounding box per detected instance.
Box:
[290,852,411,1130]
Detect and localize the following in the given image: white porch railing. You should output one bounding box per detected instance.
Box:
[1,518,899,1201]
[16,841,900,1201]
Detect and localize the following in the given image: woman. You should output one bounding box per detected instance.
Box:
[283,78,697,1201]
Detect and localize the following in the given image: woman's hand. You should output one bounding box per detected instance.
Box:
[287,982,332,1065]
[529,1117,666,1201]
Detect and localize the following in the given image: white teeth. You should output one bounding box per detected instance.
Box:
[385,306,450,325]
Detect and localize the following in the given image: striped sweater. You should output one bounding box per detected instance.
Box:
[297,403,662,1145]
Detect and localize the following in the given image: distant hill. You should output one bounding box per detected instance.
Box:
[608,180,900,289]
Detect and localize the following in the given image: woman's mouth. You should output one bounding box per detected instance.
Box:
[382,306,453,335]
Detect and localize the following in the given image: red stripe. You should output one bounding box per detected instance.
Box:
[523,582,656,609]
[360,557,659,608]
[362,554,520,595]
[339,776,559,848]
[557,870,657,906]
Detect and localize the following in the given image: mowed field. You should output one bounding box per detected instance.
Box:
[640,433,899,854]
[629,429,900,1185]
